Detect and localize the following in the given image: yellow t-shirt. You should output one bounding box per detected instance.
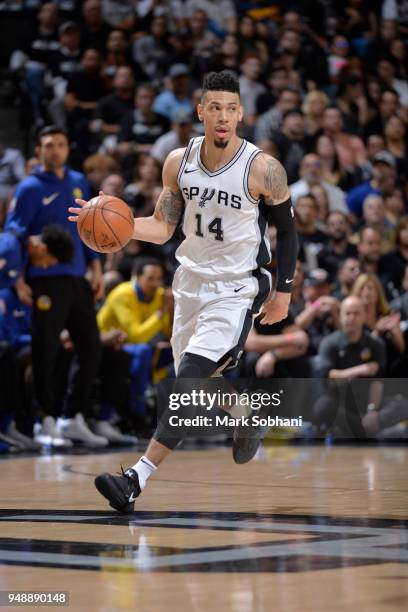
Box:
[97,282,172,344]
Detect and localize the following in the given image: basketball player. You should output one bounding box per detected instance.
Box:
[69,71,298,513]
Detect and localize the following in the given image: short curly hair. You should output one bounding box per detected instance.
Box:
[202,71,240,99]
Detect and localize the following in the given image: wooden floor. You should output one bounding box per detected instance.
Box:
[0,444,407,611]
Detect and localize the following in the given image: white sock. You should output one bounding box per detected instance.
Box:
[131,456,157,490]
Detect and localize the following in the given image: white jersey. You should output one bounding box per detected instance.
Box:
[176,136,271,279]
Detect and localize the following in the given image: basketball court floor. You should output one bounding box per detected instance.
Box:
[0,444,407,611]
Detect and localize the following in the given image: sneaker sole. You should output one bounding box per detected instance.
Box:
[94,474,135,514]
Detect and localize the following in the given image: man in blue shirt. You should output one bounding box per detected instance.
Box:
[5,125,107,448]
[152,64,194,121]
[347,152,397,218]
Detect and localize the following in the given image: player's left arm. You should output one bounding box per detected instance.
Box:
[249,153,299,325]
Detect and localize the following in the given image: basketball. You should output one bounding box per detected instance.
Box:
[77,195,134,253]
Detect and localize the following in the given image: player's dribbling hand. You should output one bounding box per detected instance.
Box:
[68,190,105,222]
[259,292,290,325]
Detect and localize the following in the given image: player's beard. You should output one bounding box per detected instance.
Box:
[214,138,229,149]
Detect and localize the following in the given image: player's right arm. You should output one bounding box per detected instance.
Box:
[68,148,185,245]
[132,148,185,244]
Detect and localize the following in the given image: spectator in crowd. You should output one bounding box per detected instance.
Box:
[364,88,401,137]
[347,151,397,218]
[377,57,408,108]
[357,193,395,253]
[124,156,162,218]
[379,216,408,298]
[80,0,111,53]
[290,153,348,214]
[238,54,266,127]
[100,173,126,199]
[335,76,371,135]
[333,257,362,300]
[390,263,408,320]
[150,111,195,165]
[211,34,240,75]
[9,2,60,123]
[351,272,405,368]
[384,187,406,229]
[237,16,269,64]
[243,313,309,378]
[116,84,170,164]
[48,22,82,101]
[97,258,173,416]
[383,114,408,181]
[132,15,173,82]
[83,153,119,196]
[101,0,135,31]
[318,212,358,280]
[359,133,387,183]
[270,109,313,184]
[313,296,386,432]
[103,29,134,80]
[5,126,105,448]
[189,9,221,77]
[310,184,330,227]
[153,64,194,121]
[0,137,25,202]
[288,260,305,319]
[327,35,351,81]
[301,90,330,137]
[91,66,135,150]
[295,268,340,356]
[185,0,237,36]
[321,105,366,171]
[295,193,328,270]
[357,225,383,275]
[314,133,356,192]
[256,68,290,116]
[254,88,301,141]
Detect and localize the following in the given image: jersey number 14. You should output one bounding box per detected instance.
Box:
[195,214,224,242]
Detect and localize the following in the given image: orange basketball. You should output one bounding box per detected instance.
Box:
[77,195,134,253]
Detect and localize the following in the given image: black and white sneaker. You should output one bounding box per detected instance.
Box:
[232,407,270,464]
[94,466,141,513]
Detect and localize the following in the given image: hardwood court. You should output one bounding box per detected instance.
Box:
[0,445,407,611]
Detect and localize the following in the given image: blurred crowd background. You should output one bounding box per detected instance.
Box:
[1,0,408,452]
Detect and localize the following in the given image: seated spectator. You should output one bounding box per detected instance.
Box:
[254,88,301,142]
[116,84,170,165]
[358,133,386,183]
[313,296,386,433]
[364,88,401,138]
[101,0,135,31]
[356,193,396,253]
[100,173,126,200]
[80,0,111,53]
[270,109,313,184]
[132,15,173,82]
[327,35,351,82]
[210,34,240,75]
[91,66,135,151]
[335,76,371,135]
[301,90,330,137]
[243,312,309,378]
[97,258,173,415]
[377,57,408,108]
[64,48,107,160]
[0,137,25,203]
[238,54,266,127]
[384,187,407,229]
[318,211,358,281]
[103,29,136,80]
[347,151,397,218]
[295,268,340,355]
[189,9,221,77]
[9,2,59,123]
[310,184,330,228]
[390,263,408,319]
[295,193,328,270]
[185,0,238,37]
[238,16,269,64]
[47,22,82,108]
[383,114,408,182]
[357,225,383,275]
[379,216,408,298]
[276,27,329,89]
[256,68,290,116]
[153,64,194,122]
[315,133,357,192]
[321,105,366,171]
[124,156,162,218]
[150,111,195,165]
[290,153,348,214]
[351,272,405,363]
[333,257,362,300]
[83,153,119,196]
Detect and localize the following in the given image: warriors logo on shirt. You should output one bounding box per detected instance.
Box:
[360,348,372,362]
[36,295,52,312]
[73,188,83,200]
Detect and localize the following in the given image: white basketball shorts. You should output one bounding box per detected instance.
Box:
[171,266,271,373]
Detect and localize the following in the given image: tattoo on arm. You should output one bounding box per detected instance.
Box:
[158,188,184,226]
[264,157,289,203]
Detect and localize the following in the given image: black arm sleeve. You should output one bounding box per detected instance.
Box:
[268,197,299,293]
